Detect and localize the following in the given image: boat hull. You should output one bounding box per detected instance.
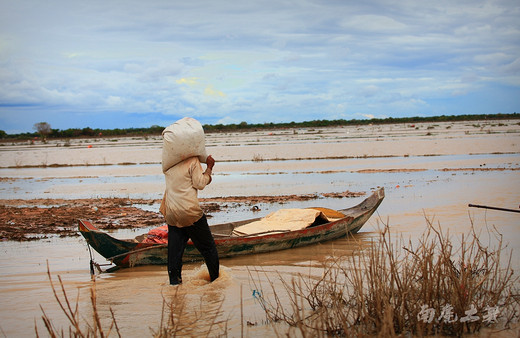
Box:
[79,188,384,268]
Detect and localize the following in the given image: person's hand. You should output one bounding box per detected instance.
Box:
[206,155,215,170]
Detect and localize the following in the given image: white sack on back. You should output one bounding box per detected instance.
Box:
[162,117,208,173]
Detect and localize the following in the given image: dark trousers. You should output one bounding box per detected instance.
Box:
[167,215,220,285]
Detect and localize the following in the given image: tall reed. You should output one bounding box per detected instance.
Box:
[251,220,520,336]
[38,265,227,337]
[151,286,227,337]
[37,263,121,337]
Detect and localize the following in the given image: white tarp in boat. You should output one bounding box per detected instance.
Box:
[231,208,335,237]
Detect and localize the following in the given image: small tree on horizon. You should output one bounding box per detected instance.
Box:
[34,122,52,142]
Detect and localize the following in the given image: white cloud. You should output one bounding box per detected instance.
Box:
[216,116,240,125]
[106,95,123,107]
[340,14,408,33]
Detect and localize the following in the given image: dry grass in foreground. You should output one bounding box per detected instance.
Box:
[37,264,121,337]
[250,220,520,337]
[37,219,520,337]
[37,263,228,337]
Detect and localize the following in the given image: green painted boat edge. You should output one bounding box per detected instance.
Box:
[79,187,385,268]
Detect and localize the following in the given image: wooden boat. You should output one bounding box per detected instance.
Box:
[79,188,384,268]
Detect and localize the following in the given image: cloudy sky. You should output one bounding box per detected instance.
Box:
[1,0,519,133]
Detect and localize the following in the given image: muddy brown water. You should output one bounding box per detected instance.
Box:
[1,166,519,336]
[1,123,519,336]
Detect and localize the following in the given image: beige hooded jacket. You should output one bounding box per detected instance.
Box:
[160,156,212,227]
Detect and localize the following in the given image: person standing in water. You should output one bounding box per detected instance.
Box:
[160,154,219,285]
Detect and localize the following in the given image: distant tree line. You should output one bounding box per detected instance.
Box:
[2,125,165,140]
[202,113,520,132]
[0,113,518,140]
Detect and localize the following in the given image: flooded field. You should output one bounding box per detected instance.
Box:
[0,120,519,336]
